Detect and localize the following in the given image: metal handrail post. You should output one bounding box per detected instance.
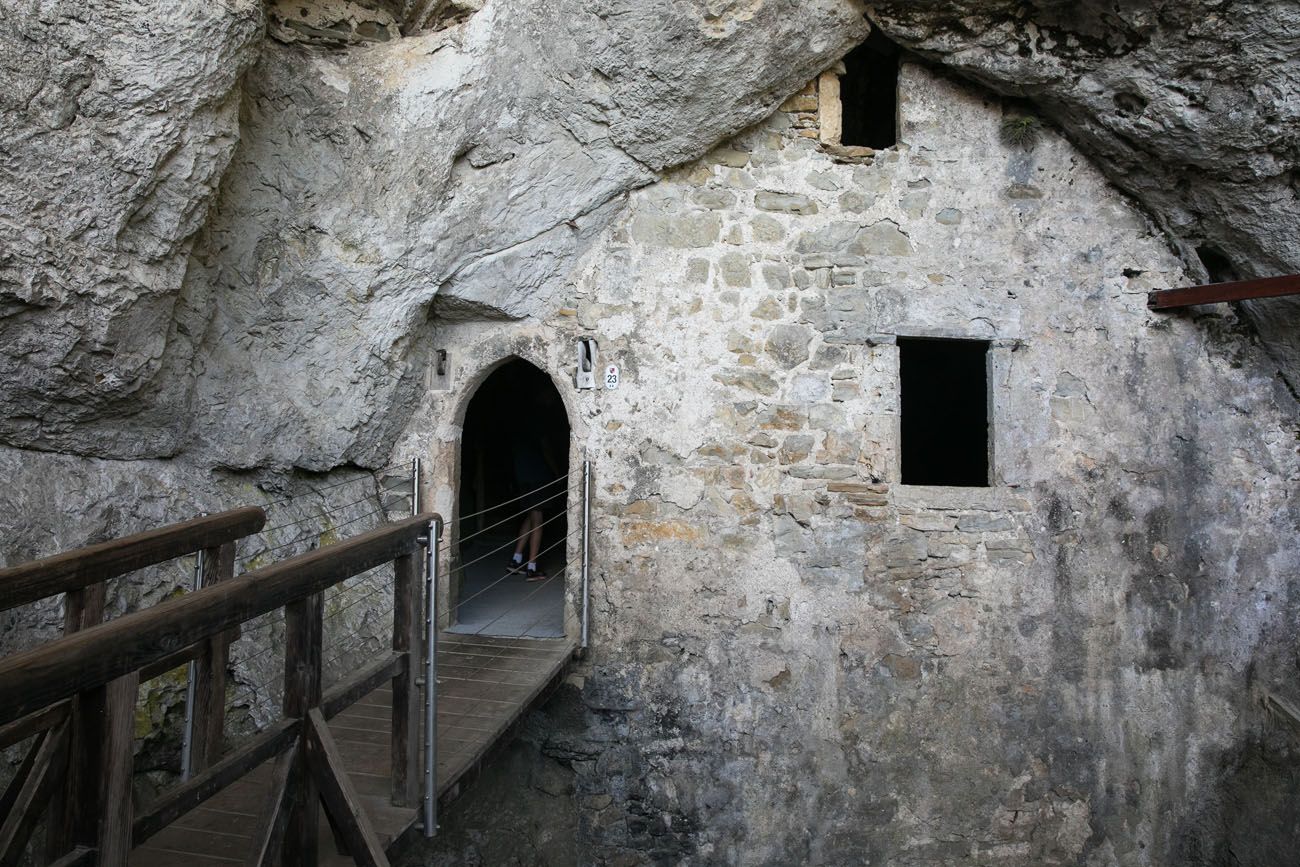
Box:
[580,458,591,651]
[412,457,422,517]
[423,517,440,837]
[180,547,204,781]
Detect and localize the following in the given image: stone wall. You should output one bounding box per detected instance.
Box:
[396,62,1300,865]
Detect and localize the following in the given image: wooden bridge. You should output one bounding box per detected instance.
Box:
[0,502,582,866]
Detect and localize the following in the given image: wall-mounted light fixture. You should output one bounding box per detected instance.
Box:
[576,338,598,390]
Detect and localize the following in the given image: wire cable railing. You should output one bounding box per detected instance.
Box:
[226,459,589,725]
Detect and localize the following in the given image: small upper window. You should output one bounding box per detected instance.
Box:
[840,31,900,149]
[899,338,990,487]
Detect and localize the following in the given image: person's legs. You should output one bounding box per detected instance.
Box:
[526,509,543,564]
[509,510,541,571]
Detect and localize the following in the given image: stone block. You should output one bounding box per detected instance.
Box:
[755,191,819,215]
[787,465,857,480]
[749,297,784,320]
[795,221,860,254]
[957,514,1016,532]
[757,406,806,430]
[630,211,722,248]
[713,369,778,396]
[809,344,849,370]
[791,373,830,401]
[839,190,875,213]
[752,215,786,243]
[720,252,752,287]
[692,188,737,210]
[779,434,815,464]
[936,207,963,225]
[852,220,913,257]
[765,324,813,368]
[761,263,793,288]
[806,170,841,191]
[712,148,752,168]
[781,93,820,112]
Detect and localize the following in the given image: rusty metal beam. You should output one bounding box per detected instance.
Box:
[1148,274,1300,310]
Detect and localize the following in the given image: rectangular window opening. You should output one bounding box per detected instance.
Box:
[840,30,900,149]
[899,337,990,487]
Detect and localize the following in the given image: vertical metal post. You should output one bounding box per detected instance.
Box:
[412,456,422,517]
[580,458,591,651]
[180,548,204,781]
[423,518,440,837]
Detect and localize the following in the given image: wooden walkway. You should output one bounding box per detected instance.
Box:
[130,633,576,865]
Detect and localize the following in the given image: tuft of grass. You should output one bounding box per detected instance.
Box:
[1000,115,1042,150]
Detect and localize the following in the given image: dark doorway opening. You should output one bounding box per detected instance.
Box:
[840,30,901,149]
[1195,245,1239,284]
[456,358,569,637]
[899,338,990,487]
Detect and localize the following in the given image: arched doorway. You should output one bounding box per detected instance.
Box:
[452,358,569,637]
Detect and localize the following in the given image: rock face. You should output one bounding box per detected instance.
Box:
[182,0,869,470]
[0,0,264,457]
[1,1,1299,865]
[864,0,1300,389]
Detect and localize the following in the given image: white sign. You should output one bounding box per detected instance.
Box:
[604,364,620,390]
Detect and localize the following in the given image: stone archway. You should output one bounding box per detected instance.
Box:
[451,357,570,637]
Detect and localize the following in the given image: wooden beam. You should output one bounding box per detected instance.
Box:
[138,641,204,683]
[390,552,421,807]
[0,700,69,751]
[132,718,301,846]
[320,652,405,721]
[0,721,68,867]
[1148,273,1300,310]
[190,540,237,771]
[0,730,46,844]
[0,508,266,612]
[283,593,323,867]
[304,709,390,867]
[0,514,438,726]
[47,847,95,867]
[250,751,297,866]
[96,673,138,867]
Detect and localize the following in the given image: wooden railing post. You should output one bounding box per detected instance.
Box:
[283,592,323,867]
[190,540,236,772]
[390,553,421,807]
[46,581,107,860]
[97,672,139,866]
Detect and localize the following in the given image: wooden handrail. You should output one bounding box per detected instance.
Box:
[2,506,438,867]
[0,513,437,726]
[0,514,436,727]
[0,507,267,612]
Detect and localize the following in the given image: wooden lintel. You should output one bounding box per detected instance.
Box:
[1148,274,1300,310]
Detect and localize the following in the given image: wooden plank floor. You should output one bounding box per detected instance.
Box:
[130,633,576,866]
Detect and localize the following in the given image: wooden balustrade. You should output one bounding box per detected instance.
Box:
[0,511,437,867]
[0,508,266,867]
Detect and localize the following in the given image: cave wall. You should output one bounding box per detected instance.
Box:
[396,63,1300,865]
[864,0,1300,393]
[1,1,1298,864]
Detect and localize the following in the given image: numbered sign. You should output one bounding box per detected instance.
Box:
[604,364,620,390]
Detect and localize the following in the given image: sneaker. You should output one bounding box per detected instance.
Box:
[523,564,548,582]
[505,558,525,574]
